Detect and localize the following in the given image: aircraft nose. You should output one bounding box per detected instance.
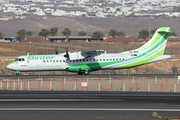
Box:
[6,64,13,70]
[6,65,10,69]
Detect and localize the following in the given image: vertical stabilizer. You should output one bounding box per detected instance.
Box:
[138,27,171,55]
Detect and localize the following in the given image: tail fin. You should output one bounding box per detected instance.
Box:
[138,27,171,55]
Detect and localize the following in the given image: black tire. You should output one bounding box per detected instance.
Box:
[78,72,83,75]
[16,73,19,76]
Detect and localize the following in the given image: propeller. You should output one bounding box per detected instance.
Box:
[55,48,58,55]
[64,47,70,60]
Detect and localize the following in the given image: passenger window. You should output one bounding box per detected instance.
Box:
[60,60,61,62]
[86,59,88,62]
[110,59,112,61]
[116,58,118,61]
[96,59,98,61]
[107,59,108,61]
[93,59,95,61]
[22,58,25,61]
[19,58,21,61]
[43,60,45,63]
[100,59,102,61]
[89,59,91,61]
[79,60,81,62]
[47,60,49,62]
[53,60,55,62]
[123,58,124,61]
[50,60,52,62]
[119,58,121,61]
[113,59,115,61]
[73,60,75,62]
[103,59,105,61]
[63,60,65,62]
[56,60,58,62]
[83,59,85,62]
[76,60,78,62]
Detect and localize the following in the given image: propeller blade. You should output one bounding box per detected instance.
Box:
[64,47,70,60]
[55,49,58,55]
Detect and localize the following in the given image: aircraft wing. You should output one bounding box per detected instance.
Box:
[81,50,106,58]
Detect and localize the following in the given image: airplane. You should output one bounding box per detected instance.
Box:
[7,27,171,76]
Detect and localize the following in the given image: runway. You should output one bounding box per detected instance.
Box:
[0,74,178,79]
[0,91,180,120]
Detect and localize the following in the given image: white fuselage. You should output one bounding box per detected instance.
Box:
[9,52,129,71]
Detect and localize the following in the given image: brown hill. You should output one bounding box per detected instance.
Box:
[1,16,180,37]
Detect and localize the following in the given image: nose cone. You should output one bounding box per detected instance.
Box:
[6,64,12,70]
[6,62,14,70]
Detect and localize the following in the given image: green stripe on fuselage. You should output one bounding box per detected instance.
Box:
[7,61,21,66]
[116,49,165,69]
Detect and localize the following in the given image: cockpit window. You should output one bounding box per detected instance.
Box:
[15,58,18,61]
[14,58,25,61]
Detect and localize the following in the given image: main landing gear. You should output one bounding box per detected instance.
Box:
[78,70,89,75]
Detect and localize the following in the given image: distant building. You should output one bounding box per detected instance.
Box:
[103,37,137,42]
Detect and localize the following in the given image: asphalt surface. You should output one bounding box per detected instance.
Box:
[0,74,178,79]
[0,91,180,120]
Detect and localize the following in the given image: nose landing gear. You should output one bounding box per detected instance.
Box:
[15,71,20,76]
[16,73,20,76]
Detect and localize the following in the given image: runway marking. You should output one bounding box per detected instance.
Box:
[0,108,180,111]
[0,99,123,102]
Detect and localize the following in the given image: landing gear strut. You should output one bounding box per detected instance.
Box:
[16,73,19,76]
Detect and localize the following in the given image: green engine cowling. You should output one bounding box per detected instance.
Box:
[64,63,102,72]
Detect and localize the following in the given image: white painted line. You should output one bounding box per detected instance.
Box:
[0,108,180,111]
[148,84,150,92]
[74,82,76,91]
[110,76,111,84]
[50,81,51,90]
[14,81,15,90]
[123,83,125,91]
[21,81,22,90]
[132,76,134,84]
[98,83,100,91]
[174,84,176,92]
[28,81,29,90]
[0,99,123,102]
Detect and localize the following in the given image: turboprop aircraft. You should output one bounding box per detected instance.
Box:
[7,27,171,76]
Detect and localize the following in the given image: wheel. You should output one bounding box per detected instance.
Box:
[16,73,19,76]
[84,70,89,75]
[78,72,83,75]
